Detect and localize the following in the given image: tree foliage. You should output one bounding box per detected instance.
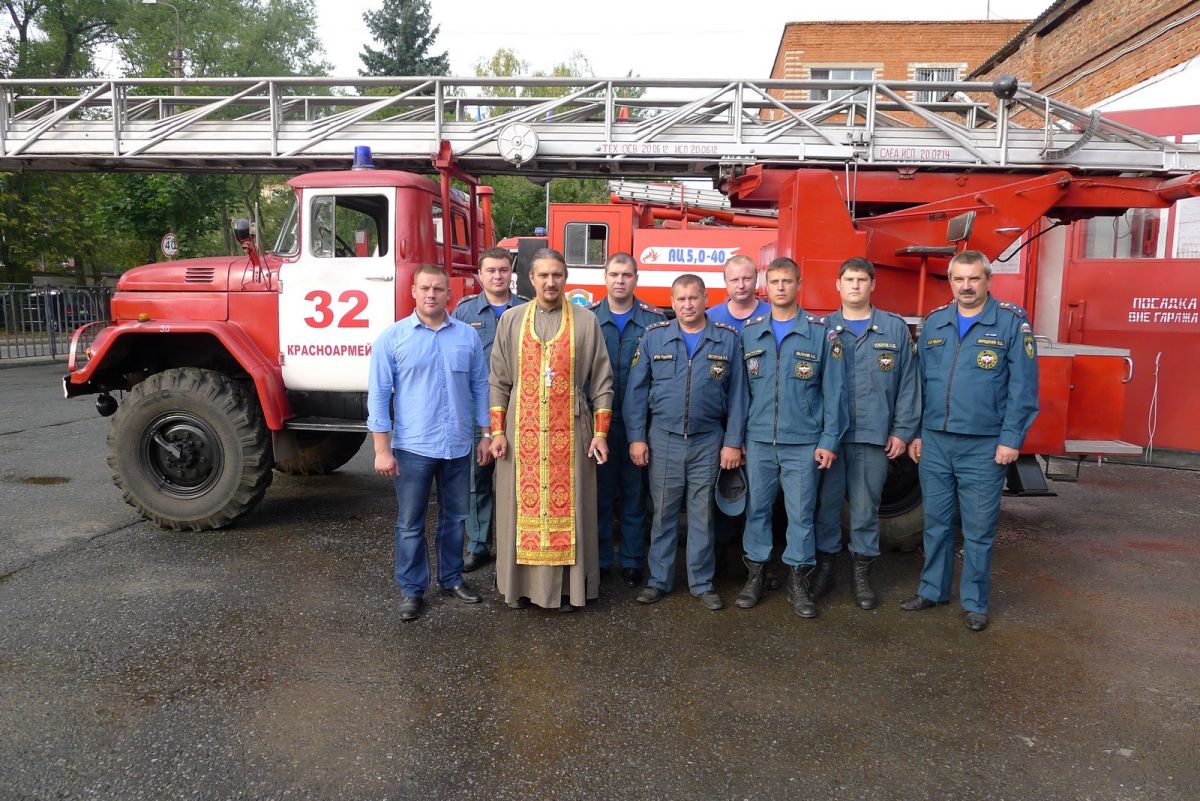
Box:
[359,0,448,77]
[0,1,329,283]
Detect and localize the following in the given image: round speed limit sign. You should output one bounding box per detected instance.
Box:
[161,232,179,259]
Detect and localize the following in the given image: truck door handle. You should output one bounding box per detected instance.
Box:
[366,275,395,282]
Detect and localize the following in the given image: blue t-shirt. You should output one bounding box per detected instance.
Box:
[843,317,870,338]
[490,304,508,319]
[681,329,703,358]
[771,317,794,351]
[708,299,770,332]
[957,309,981,340]
[610,307,633,336]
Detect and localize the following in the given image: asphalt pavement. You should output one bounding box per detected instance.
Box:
[1,362,1198,801]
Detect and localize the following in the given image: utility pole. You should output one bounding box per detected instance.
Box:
[142,0,182,96]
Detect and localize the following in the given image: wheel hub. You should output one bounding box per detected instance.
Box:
[140,413,224,499]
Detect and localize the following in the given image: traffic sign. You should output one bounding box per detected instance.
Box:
[161,232,179,259]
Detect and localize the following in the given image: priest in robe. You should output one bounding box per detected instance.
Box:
[488,248,615,611]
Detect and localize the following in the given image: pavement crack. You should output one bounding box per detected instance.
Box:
[0,518,144,584]
[0,417,96,437]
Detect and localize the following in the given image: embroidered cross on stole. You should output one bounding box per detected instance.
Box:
[514,303,576,565]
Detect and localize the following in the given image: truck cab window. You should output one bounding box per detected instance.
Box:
[310,194,390,258]
[564,222,609,267]
[272,196,299,256]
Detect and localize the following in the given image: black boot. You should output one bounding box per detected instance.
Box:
[852,554,877,610]
[785,565,818,618]
[735,558,768,609]
[809,552,837,601]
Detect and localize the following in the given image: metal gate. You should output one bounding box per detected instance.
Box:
[0,284,112,361]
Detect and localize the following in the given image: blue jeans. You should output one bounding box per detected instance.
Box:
[646,428,720,594]
[597,420,647,569]
[814,442,889,558]
[916,430,1007,614]
[392,448,470,597]
[465,432,495,557]
[743,440,820,568]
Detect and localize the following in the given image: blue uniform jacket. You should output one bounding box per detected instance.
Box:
[826,308,921,446]
[917,296,1039,449]
[742,310,848,451]
[623,318,748,449]
[451,291,529,360]
[589,297,664,420]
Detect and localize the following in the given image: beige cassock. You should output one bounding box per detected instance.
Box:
[488,300,614,609]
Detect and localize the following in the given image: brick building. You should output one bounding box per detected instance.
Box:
[767,20,1028,108]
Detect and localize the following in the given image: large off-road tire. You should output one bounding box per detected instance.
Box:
[274,431,366,476]
[878,454,923,552]
[107,367,273,531]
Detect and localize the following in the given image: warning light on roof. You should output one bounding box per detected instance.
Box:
[353,146,375,170]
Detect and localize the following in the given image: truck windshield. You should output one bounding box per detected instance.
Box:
[272,197,299,256]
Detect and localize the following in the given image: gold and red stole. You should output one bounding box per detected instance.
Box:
[514,302,576,565]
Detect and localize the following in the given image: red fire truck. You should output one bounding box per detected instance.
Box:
[51,75,1199,546]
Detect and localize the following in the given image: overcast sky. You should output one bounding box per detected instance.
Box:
[317,1,1054,79]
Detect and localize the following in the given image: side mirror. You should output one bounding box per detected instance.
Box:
[233,218,253,243]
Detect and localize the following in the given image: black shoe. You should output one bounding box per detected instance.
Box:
[621,567,643,588]
[785,565,818,618]
[809,552,838,601]
[851,554,878,610]
[636,586,664,604]
[965,611,990,631]
[698,591,723,611]
[507,597,531,610]
[443,581,483,604]
[463,552,492,573]
[559,598,578,613]
[398,595,423,622]
[736,558,768,609]
[900,594,947,612]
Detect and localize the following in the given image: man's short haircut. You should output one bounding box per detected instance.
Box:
[478,246,513,269]
[766,256,801,281]
[414,263,449,283]
[723,254,755,275]
[672,273,706,293]
[605,252,638,273]
[531,247,567,270]
[839,257,875,279]
[948,250,993,278]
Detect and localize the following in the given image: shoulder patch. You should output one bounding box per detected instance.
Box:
[997,301,1027,318]
[517,294,531,302]
[747,314,769,326]
[459,292,480,303]
[587,300,602,310]
[640,302,665,315]
[646,320,672,331]
[930,302,952,313]
[808,315,827,326]
[713,321,739,334]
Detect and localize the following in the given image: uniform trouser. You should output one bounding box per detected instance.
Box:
[916,429,1007,614]
[814,442,889,558]
[646,427,720,594]
[743,440,820,568]
[596,420,647,569]
[464,431,494,557]
[392,448,470,597]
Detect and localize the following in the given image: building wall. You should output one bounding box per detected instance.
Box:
[970,0,1200,109]
[767,21,1027,108]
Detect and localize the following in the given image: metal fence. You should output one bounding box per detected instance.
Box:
[0,283,113,362]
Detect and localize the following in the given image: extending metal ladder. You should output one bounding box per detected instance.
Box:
[1,75,1197,175]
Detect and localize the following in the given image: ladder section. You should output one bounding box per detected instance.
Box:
[608,179,779,219]
[1,75,1197,175]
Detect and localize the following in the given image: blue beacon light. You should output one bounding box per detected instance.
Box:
[352,146,376,170]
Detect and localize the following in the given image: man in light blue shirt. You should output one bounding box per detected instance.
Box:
[367,264,491,622]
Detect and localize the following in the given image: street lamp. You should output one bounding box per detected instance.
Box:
[141,0,182,95]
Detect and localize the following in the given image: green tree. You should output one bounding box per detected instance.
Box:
[359,0,448,77]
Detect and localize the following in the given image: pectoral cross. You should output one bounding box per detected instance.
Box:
[543,363,555,387]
